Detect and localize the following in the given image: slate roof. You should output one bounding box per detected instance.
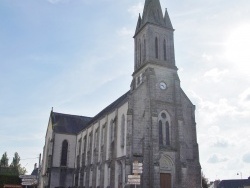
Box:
[51,112,92,134]
[135,0,173,35]
[50,91,130,134]
[218,177,250,188]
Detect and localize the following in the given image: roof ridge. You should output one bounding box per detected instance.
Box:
[52,111,92,119]
[87,91,130,125]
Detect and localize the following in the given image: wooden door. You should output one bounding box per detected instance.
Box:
[160,173,171,188]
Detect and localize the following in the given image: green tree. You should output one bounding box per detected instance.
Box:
[10,152,27,175]
[0,152,9,167]
[202,173,209,188]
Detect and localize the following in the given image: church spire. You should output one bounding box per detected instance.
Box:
[135,13,142,34]
[141,0,165,27]
[164,8,173,29]
[133,0,176,72]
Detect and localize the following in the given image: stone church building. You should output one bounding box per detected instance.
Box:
[40,0,202,187]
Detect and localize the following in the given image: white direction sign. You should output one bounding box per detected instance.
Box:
[22,178,37,182]
[133,163,143,167]
[133,169,143,174]
[128,174,141,185]
[21,182,35,186]
[133,166,143,170]
[127,178,141,184]
[19,175,37,179]
[133,161,143,174]
[128,175,140,179]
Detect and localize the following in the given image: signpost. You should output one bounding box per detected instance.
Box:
[19,175,37,187]
[19,175,36,179]
[127,161,143,187]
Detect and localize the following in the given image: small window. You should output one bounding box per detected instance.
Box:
[83,136,87,154]
[78,139,82,155]
[120,114,125,147]
[159,120,163,145]
[88,133,92,151]
[60,140,68,166]
[94,129,99,148]
[102,125,106,146]
[155,37,159,59]
[165,122,170,145]
[110,120,114,144]
[158,112,171,146]
[139,39,142,65]
[143,38,146,61]
[164,39,167,61]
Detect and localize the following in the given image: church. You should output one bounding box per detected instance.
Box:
[40,0,202,187]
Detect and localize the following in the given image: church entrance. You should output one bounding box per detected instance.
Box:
[160,173,171,188]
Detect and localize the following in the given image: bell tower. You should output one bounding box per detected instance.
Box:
[127,0,202,188]
[133,0,176,75]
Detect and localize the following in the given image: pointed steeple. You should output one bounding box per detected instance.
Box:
[133,0,176,72]
[141,0,165,27]
[135,14,142,34]
[164,8,173,29]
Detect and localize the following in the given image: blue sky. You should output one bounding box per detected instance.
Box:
[0,0,250,181]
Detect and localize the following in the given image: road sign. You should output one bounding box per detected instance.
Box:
[128,178,141,184]
[133,166,143,170]
[19,175,37,179]
[21,182,35,186]
[22,179,37,182]
[133,170,143,173]
[128,175,140,179]
[133,162,143,174]
[133,163,143,167]
[128,174,141,185]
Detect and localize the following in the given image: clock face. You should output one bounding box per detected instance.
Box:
[160,82,167,90]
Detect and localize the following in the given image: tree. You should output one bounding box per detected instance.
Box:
[10,152,27,175]
[0,152,9,167]
[202,173,209,188]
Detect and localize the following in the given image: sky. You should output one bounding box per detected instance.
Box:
[0,0,250,182]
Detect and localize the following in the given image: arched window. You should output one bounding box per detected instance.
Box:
[158,112,171,146]
[155,37,159,59]
[61,140,68,166]
[165,121,170,145]
[159,120,163,145]
[110,120,114,144]
[139,39,142,65]
[135,38,138,68]
[120,114,125,147]
[163,39,167,61]
[143,38,146,61]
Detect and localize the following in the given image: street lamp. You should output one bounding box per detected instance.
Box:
[237,172,242,179]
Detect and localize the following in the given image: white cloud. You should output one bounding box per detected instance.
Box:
[239,88,250,106]
[128,2,144,17]
[198,98,237,121]
[209,136,230,148]
[203,68,229,82]
[207,126,220,135]
[224,23,250,67]
[225,158,244,170]
[207,154,228,163]
[202,53,213,62]
[243,152,250,163]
